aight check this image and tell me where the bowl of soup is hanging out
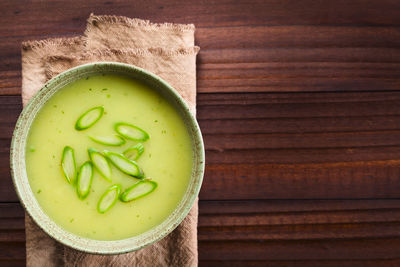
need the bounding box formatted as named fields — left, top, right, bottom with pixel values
left=10, top=62, right=204, bottom=254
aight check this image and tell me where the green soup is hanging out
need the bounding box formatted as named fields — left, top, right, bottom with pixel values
left=25, top=74, right=193, bottom=240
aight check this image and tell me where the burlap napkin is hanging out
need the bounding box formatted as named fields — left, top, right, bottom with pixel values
left=21, top=14, right=199, bottom=267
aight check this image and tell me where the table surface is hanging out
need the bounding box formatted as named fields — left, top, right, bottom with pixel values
left=2, top=1, right=400, bottom=266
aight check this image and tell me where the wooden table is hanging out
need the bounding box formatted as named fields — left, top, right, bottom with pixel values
left=2, top=1, right=400, bottom=266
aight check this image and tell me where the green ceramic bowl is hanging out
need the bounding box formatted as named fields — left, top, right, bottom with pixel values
left=10, top=62, right=205, bottom=254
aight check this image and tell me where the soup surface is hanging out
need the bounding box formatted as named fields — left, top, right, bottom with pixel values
left=25, top=74, right=193, bottom=240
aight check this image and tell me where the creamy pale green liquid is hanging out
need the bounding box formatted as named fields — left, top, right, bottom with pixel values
left=26, top=74, right=193, bottom=240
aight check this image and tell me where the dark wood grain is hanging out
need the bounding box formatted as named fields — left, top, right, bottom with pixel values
left=2, top=0, right=400, bottom=265
left=1, top=2, right=400, bottom=95
left=199, top=260, right=400, bottom=267
left=4, top=50, right=400, bottom=94
left=4, top=200, right=400, bottom=265
left=198, top=239, right=400, bottom=262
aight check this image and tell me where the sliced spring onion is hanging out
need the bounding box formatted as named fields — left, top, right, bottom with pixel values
left=114, top=122, right=149, bottom=141
left=97, top=184, right=121, bottom=214
left=76, top=161, right=94, bottom=199
left=89, top=134, right=126, bottom=146
left=103, top=150, right=144, bottom=178
left=61, top=146, right=76, bottom=184
left=75, top=106, right=104, bottom=130
left=123, top=143, right=144, bottom=161
left=88, top=148, right=112, bottom=182
left=120, top=180, right=158, bottom=202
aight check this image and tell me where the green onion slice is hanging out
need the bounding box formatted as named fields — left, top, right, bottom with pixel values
left=76, top=161, right=94, bottom=199
left=123, top=143, right=144, bottom=161
left=120, top=180, right=158, bottom=202
left=97, top=184, right=121, bottom=214
left=89, top=134, right=125, bottom=146
left=103, top=150, right=144, bottom=178
left=75, top=106, right=104, bottom=130
left=88, top=148, right=112, bottom=182
left=114, top=122, right=149, bottom=141
left=61, top=146, right=77, bottom=184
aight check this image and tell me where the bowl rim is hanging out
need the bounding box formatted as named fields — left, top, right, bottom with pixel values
left=10, top=62, right=205, bottom=254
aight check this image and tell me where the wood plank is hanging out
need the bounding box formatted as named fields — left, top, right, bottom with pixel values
left=198, top=62, right=400, bottom=80
left=199, top=47, right=400, bottom=64
left=4, top=200, right=400, bottom=263
left=199, top=222, right=400, bottom=241
left=2, top=10, right=400, bottom=94
left=199, top=259, right=400, bottom=267
left=4, top=26, right=400, bottom=52
left=1, top=1, right=400, bottom=95
left=3, top=47, right=400, bottom=94
left=200, top=116, right=400, bottom=135
left=4, top=200, right=400, bottom=239
left=205, top=131, right=400, bottom=150
left=6, top=237, right=400, bottom=263
left=0, top=70, right=20, bottom=95
left=198, top=77, right=400, bottom=93
left=199, top=199, right=400, bottom=240
left=4, top=47, right=400, bottom=72
left=0, top=261, right=24, bottom=267
left=201, top=161, right=400, bottom=199
left=205, top=146, right=400, bottom=165
left=199, top=47, right=400, bottom=93
left=198, top=91, right=400, bottom=104
left=197, top=26, right=400, bottom=49
left=0, top=203, right=24, bottom=217
left=199, top=199, right=400, bottom=214
left=2, top=0, right=400, bottom=32
left=3, top=27, right=400, bottom=60
left=198, top=239, right=400, bottom=261
left=0, top=96, right=21, bottom=138
left=197, top=97, right=400, bottom=120
left=197, top=61, right=400, bottom=93
left=0, top=231, right=25, bottom=242
left=0, top=242, right=25, bottom=261
left=0, top=0, right=268, bottom=32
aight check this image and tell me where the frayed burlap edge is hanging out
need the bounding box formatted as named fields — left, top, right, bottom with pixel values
left=85, top=13, right=195, bottom=34
left=22, top=36, right=85, bottom=52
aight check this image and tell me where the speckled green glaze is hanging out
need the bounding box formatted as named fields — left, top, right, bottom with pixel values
left=10, top=62, right=205, bottom=254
